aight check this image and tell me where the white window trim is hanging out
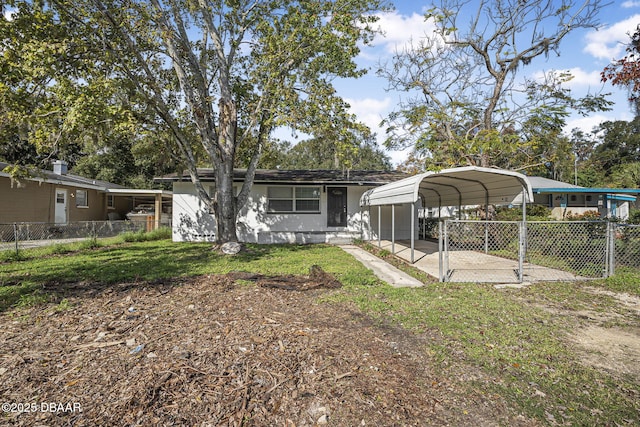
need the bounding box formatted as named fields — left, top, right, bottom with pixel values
left=76, top=190, right=89, bottom=208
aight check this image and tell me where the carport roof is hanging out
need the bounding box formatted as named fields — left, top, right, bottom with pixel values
left=359, top=166, right=533, bottom=207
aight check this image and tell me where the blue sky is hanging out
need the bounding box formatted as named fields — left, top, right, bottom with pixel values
left=333, top=0, right=640, bottom=165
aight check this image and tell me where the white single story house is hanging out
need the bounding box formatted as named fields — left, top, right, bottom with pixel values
left=158, top=166, right=539, bottom=246
left=156, top=169, right=408, bottom=244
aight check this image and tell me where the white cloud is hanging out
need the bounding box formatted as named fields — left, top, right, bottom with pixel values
left=345, top=96, right=391, bottom=131
left=548, top=67, right=604, bottom=90
left=370, top=11, right=435, bottom=54
left=529, top=68, right=603, bottom=91
left=3, top=8, right=16, bottom=21
left=622, top=1, right=640, bottom=8
left=565, top=110, right=635, bottom=135
left=565, top=114, right=610, bottom=134
left=345, top=96, right=412, bottom=165
left=584, top=14, right=640, bottom=60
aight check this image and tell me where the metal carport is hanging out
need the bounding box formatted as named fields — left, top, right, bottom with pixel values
left=359, top=166, right=533, bottom=279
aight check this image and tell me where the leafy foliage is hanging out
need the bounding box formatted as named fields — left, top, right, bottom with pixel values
left=277, top=136, right=391, bottom=170
left=602, top=24, right=640, bottom=113
left=379, top=0, right=611, bottom=171
left=3, top=0, right=389, bottom=242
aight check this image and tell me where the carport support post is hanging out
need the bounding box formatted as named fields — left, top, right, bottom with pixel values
left=391, top=204, right=395, bottom=255
left=484, top=193, right=489, bottom=254
left=367, top=206, right=371, bottom=241
left=518, top=188, right=527, bottom=283
left=411, top=202, right=415, bottom=263
left=438, top=220, right=444, bottom=282
left=377, top=206, right=381, bottom=248
left=154, top=193, right=162, bottom=230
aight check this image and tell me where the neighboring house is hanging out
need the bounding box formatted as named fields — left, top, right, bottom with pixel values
left=526, top=176, right=639, bottom=220
left=0, top=160, right=172, bottom=226
left=156, top=169, right=408, bottom=243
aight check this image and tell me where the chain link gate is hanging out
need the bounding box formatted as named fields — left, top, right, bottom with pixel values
left=442, top=220, right=615, bottom=283
left=443, top=220, right=523, bottom=283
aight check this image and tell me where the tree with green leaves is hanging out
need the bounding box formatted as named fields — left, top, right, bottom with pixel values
left=3, top=0, right=387, bottom=243
left=589, top=118, right=640, bottom=186
left=0, top=2, right=96, bottom=168
left=279, top=135, right=391, bottom=170
left=379, top=0, right=610, bottom=170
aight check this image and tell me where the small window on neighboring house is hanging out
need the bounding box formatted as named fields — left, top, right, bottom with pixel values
left=107, top=194, right=115, bottom=209
left=76, top=190, right=88, bottom=207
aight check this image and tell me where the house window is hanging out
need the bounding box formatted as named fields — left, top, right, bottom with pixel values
left=107, top=194, right=115, bottom=209
left=267, top=186, right=320, bottom=213
left=76, top=190, right=88, bottom=207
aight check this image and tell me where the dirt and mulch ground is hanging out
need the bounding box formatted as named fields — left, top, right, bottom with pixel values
left=0, top=269, right=541, bottom=427
left=532, top=286, right=640, bottom=381
left=2, top=269, right=639, bottom=426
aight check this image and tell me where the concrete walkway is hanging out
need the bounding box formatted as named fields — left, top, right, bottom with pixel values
left=375, top=239, right=585, bottom=284
left=346, top=240, right=585, bottom=286
left=339, top=245, right=424, bottom=288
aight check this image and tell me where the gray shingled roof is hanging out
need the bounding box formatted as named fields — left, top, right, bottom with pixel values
left=0, top=161, right=124, bottom=190
left=155, top=168, right=408, bottom=185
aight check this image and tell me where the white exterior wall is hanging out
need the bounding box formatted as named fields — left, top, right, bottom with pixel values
left=365, top=204, right=417, bottom=241
left=172, top=182, right=386, bottom=243
left=172, top=182, right=217, bottom=242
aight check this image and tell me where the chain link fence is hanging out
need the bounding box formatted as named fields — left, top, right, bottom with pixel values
left=613, top=223, right=640, bottom=274
left=525, top=221, right=609, bottom=279
left=0, top=221, right=151, bottom=253
left=443, top=220, right=640, bottom=283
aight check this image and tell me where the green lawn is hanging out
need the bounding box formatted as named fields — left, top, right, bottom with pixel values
left=1, top=236, right=638, bottom=425
left=0, top=237, right=379, bottom=310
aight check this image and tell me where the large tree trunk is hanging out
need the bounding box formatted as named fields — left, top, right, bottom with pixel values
left=214, top=165, right=238, bottom=243
left=214, top=97, right=239, bottom=244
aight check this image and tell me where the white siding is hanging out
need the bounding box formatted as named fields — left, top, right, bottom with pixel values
left=172, top=182, right=217, bottom=242
left=365, top=204, right=417, bottom=241
left=172, top=182, right=400, bottom=243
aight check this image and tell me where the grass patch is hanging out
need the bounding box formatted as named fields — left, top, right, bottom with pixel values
left=327, top=281, right=639, bottom=425
left=596, top=270, right=640, bottom=297
left=0, top=240, right=379, bottom=310
left=120, top=226, right=172, bottom=242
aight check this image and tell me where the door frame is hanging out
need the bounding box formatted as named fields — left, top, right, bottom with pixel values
left=54, top=188, right=68, bottom=225
left=327, top=186, right=347, bottom=227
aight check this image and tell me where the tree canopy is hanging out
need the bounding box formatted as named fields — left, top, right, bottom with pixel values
left=379, top=0, right=611, bottom=172
left=2, top=0, right=388, bottom=242
left=602, top=24, right=640, bottom=114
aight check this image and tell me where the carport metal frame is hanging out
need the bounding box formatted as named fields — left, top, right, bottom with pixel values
left=360, top=167, right=533, bottom=282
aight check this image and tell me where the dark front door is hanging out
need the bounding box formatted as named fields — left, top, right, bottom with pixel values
left=327, top=187, right=347, bottom=227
